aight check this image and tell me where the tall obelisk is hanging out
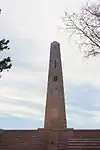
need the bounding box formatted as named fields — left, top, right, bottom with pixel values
left=44, top=41, right=67, bottom=129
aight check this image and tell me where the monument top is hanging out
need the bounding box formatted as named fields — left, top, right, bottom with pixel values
left=51, top=41, right=60, bottom=50
left=51, top=41, right=60, bottom=44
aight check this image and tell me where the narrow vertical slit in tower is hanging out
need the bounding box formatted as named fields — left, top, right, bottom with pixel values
left=53, top=76, right=58, bottom=82
left=54, top=60, right=57, bottom=68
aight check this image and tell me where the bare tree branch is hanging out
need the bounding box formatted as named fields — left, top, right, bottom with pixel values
left=63, top=2, right=100, bottom=57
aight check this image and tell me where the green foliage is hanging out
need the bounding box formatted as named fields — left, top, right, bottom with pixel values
left=0, top=39, right=12, bottom=73
left=0, top=9, right=12, bottom=76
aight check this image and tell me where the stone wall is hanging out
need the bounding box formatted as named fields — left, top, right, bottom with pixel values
left=1, top=129, right=100, bottom=150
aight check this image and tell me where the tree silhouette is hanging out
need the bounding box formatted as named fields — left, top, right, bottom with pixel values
left=0, top=10, right=12, bottom=76
left=63, top=2, right=100, bottom=57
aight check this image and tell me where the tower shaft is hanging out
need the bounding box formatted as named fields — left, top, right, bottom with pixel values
left=44, top=41, right=67, bottom=129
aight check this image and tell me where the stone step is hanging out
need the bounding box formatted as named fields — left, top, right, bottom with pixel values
left=56, top=138, right=100, bottom=150
left=68, top=138, right=100, bottom=140
left=68, top=145, right=100, bottom=148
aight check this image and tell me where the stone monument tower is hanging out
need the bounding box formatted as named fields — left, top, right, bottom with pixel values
left=44, top=41, right=67, bottom=129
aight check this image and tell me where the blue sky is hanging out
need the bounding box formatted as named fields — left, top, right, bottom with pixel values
left=0, top=0, right=100, bottom=129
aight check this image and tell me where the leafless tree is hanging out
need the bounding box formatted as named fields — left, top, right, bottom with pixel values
left=63, top=2, right=100, bottom=57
